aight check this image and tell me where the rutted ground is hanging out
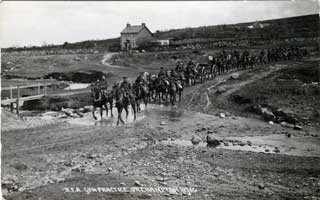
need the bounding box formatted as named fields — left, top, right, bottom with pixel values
left=2, top=57, right=320, bottom=200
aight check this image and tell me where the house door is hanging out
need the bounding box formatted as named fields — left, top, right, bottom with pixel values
left=125, top=40, right=131, bottom=51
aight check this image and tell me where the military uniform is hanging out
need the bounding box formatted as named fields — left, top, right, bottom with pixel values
left=120, top=78, right=132, bottom=99
left=158, top=68, right=166, bottom=79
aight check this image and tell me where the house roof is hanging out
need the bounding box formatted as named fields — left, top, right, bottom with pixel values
left=121, top=24, right=153, bottom=35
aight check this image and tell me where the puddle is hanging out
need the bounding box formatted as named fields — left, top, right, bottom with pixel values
left=225, top=135, right=320, bottom=157
left=144, top=104, right=184, bottom=122
left=67, top=106, right=146, bottom=127
left=64, top=83, right=90, bottom=90
left=158, top=135, right=320, bottom=157
left=66, top=104, right=184, bottom=127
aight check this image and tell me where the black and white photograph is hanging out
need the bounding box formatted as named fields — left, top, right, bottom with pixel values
left=1, top=0, right=319, bottom=199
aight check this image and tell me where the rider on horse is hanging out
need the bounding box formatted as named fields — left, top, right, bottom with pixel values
left=99, top=75, right=108, bottom=93
left=135, top=74, right=146, bottom=86
left=158, top=67, right=166, bottom=79
left=120, top=76, right=133, bottom=100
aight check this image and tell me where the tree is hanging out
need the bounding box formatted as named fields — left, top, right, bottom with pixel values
left=63, top=41, right=69, bottom=48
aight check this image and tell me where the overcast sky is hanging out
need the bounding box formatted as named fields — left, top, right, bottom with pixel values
left=0, top=1, right=318, bottom=48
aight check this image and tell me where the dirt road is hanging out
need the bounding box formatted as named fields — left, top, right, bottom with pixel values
left=2, top=59, right=320, bottom=200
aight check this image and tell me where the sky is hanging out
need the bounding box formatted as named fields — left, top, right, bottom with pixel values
left=0, top=1, right=318, bottom=48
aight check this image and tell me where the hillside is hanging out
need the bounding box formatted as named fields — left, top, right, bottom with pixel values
left=2, top=14, right=319, bottom=53
left=154, top=14, right=319, bottom=41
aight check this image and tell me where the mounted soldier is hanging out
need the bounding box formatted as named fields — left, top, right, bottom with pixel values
left=120, top=76, right=133, bottom=100
left=99, top=75, right=108, bottom=93
left=158, top=67, right=166, bottom=79
left=135, top=73, right=146, bottom=86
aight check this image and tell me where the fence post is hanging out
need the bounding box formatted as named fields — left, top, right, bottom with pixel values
left=16, top=85, right=20, bottom=116
left=10, top=85, right=13, bottom=99
left=10, top=103, right=14, bottom=112
left=38, top=83, right=41, bottom=95
left=17, top=85, right=20, bottom=99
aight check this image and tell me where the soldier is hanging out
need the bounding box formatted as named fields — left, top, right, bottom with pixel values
left=120, top=77, right=132, bottom=99
left=135, top=74, right=146, bottom=86
left=99, top=75, right=108, bottom=93
left=120, top=76, right=132, bottom=91
left=158, top=67, right=166, bottom=79
left=170, top=69, right=179, bottom=81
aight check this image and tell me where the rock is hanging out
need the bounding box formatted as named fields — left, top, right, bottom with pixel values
left=284, top=114, right=299, bottom=124
left=258, top=183, right=265, bottom=190
left=160, top=121, right=167, bottom=126
left=78, top=108, right=85, bottom=113
left=294, top=125, right=303, bottom=130
left=107, top=167, right=113, bottom=172
left=63, top=160, right=74, bottom=167
left=191, top=136, right=202, bottom=145
left=239, top=142, right=246, bottom=146
left=120, top=182, right=125, bottom=186
left=134, top=180, right=142, bottom=187
left=274, top=148, right=280, bottom=153
left=83, top=106, right=93, bottom=112
left=200, top=127, right=207, bottom=131
left=230, top=73, right=240, bottom=79
left=2, top=177, right=20, bottom=193
left=206, top=134, right=220, bottom=146
left=261, top=108, right=276, bottom=122
left=219, top=113, right=226, bottom=118
left=61, top=108, right=78, bottom=118
left=217, top=87, right=227, bottom=93
left=269, top=121, right=274, bottom=125
left=247, top=141, right=252, bottom=146
left=251, top=104, right=262, bottom=115
left=74, top=111, right=84, bottom=118
left=280, top=122, right=294, bottom=128
left=87, top=153, right=97, bottom=159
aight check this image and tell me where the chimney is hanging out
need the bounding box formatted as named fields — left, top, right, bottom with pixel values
left=126, top=23, right=130, bottom=27
left=142, top=23, right=146, bottom=27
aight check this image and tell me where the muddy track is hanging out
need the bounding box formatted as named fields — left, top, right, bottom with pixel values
left=2, top=59, right=320, bottom=200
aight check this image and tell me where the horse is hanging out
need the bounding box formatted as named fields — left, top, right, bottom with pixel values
left=155, top=77, right=169, bottom=104
left=133, top=82, right=149, bottom=112
left=148, top=75, right=157, bottom=102
left=168, top=79, right=177, bottom=105
left=113, top=86, right=137, bottom=125
left=175, top=79, right=183, bottom=102
left=185, top=65, right=196, bottom=86
left=91, top=84, right=113, bottom=120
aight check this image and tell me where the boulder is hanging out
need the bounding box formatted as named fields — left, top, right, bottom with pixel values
left=261, top=108, right=276, bottom=122
left=250, top=104, right=263, bottom=115
left=258, top=183, right=265, bottom=190
left=191, top=136, right=202, bottom=145
left=217, top=87, right=227, bottom=93
left=280, top=122, right=294, bottom=128
left=230, top=73, right=240, bottom=80
left=294, top=125, right=303, bottom=130
left=219, top=113, right=226, bottom=118
left=160, top=121, right=167, bottom=126
left=134, top=180, right=143, bottom=187
left=61, top=108, right=78, bottom=118
left=206, top=134, right=220, bottom=146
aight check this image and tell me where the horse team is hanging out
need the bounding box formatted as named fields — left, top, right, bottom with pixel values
left=91, top=46, right=307, bottom=125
